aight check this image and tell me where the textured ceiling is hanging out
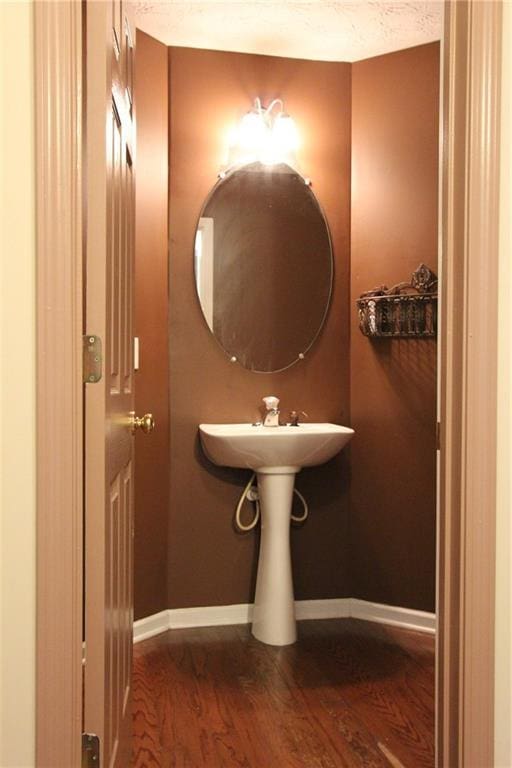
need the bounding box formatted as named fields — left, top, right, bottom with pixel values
left=134, top=1, right=443, bottom=63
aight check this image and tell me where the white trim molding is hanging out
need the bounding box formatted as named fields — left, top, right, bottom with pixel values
left=133, top=598, right=436, bottom=644
left=133, top=610, right=173, bottom=643
left=295, top=598, right=350, bottom=621
left=350, top=599, right=436, bottom=634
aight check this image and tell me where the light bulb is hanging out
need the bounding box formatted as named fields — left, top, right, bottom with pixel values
left=271, top=113, right=299, bottom=155
left=238, top=109, right=268, bottom=154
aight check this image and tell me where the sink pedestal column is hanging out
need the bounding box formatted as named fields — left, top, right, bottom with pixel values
left=252, top=467, right=298, bottom=646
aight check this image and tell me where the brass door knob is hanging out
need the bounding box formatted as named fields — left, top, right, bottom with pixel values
left=130, top=412, right=155, bottom=434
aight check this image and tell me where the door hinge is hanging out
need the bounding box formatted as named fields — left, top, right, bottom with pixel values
left=82, top=733, right=100, bottom=767
left=436, top=421, right=441, bottom=451
left=83, top=335, right=102, bottom=383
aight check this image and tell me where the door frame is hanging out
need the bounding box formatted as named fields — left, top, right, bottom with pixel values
left=35, top=1, right=83, bottom=765
left=437, top=4, right=501, bottom=765
left=34, top=1, right=502, bottom=765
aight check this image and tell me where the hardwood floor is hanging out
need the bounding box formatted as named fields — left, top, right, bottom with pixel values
left=131, top=619, right=434, bottom=768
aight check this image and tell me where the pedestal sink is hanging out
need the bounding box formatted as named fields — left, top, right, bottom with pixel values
left=198, top=422, right=354, bottom=646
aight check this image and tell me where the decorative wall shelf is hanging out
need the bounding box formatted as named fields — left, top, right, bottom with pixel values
left=357, top=264, right=438, bottom=338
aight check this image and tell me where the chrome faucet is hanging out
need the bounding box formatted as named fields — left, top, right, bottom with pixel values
left=262, top=396, right=280, bottom=427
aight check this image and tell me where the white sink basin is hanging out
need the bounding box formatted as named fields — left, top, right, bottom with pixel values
left=198, top=421, right=354, bottom=647
left=199, top=422, right=354, bottom=472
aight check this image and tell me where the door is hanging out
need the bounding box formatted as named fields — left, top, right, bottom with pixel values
left=84, top=2, right=137, bottom=766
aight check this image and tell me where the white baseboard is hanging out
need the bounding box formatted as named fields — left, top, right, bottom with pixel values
left=134, top=597, right=435, bottom=643
left=169, top=602, right=253, bottom=629
left=349, top=598, right=436, bottom=634
left=133, top=610, right=170, bottom=643
left=295, top=598, right=351, bottom=620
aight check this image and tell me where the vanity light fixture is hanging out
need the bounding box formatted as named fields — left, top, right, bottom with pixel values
left=233, top=97, right=299, bottom=167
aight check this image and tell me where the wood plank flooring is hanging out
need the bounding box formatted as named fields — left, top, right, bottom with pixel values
left=131, top=619, right=434, bottom=768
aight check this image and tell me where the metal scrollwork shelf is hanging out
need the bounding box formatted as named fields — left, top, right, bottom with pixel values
left=357, top=264, right=438, bottom=339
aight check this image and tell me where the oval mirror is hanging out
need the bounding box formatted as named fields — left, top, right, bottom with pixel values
left=194, top=161, right=333, bottom=372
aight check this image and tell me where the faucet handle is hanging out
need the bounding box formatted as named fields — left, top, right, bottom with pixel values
left=289, top=410, right=308, bottom=426
left=262, top=396, right=280, bottom=411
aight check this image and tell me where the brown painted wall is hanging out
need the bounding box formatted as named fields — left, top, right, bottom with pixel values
left=350, top=43, right=439, bottom=612
left=168, top=47, right=352, bottom=608
left=133, top=40, right=439, bottom=618
left=134, top=31, right=170, bottom=620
